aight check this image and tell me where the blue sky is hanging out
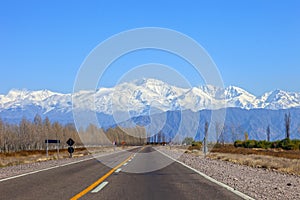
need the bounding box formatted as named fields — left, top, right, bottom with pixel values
left=0, top=0, right=299, bottom=96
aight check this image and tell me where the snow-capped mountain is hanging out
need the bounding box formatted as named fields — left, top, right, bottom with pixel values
left=1, top=79, right=300, bottom=140
left=0, top=89, right=72, bottom=113
left=1, top=79, right=300, bottom=116
left=256, top=89, right=300, bottom=109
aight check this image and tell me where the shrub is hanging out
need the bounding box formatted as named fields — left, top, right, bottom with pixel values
left=182, top=137, right=194, bottom=145
left=191, top=141, right=202, bottom=147
left=278, top=139, right=300, bottom=150
left=291, top=139, right=300, bottom=150
left=256, top=140, right=272, bottom=149
left=234, top=140, right=243, bottom=147
left=271, top=141, right=280, bottom=148
left=243, top=140, right=257, bottom=148
left=187, top=141, right=202, bottom=150
left=234, top=139, right=300, bottom=150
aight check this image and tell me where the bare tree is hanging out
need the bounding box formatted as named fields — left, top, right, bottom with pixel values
left=244, top=132, right=249, bottom=141
left=267, top=125, right=271, bottom=142
left=33, top=114, right=43, bottom=149
left=204, top=121, right=209, bottom=140
left=43, top=117, right=51, bottom=140
left=0, top=115, right=152, bottom=153
left=230, top=124, right=236, bottom=143
left=215, top=122, right=221, bottom=144
left=0, top=118, right=4, bottom=152
left=203, top=121, right=209, bottom=155
left=285, top=113, right=291, bottom=139
left=219, top=124, right=226, bottom=145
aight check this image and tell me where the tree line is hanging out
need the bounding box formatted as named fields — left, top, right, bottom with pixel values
left=0, top=114, right=81, bottom=153
left=233, top=112, right=300, bottom=150
left=0, top=114, right=146, bottom=153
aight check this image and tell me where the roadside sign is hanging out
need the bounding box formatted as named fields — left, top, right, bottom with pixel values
left=66, top=138, right=75, bottom=146
left=45, top=139, right=60, bottom=143
left=67, top=138, right=75, bottom=158
left=68, top=146, right=74, bottom=154
left=68, top=146, right=74, bottom=158
left=45, top=139, right=60, bottom=157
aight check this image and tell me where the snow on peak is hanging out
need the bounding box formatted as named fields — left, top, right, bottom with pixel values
left=0, top=79, right=299, bottom=114
left=257, top=89, right=300, bottom=109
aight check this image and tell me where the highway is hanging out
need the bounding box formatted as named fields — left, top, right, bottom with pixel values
left=0, top=146, right=246, bottom=200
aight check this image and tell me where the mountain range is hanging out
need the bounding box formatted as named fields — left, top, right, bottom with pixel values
left=1, top=78, right=300, bottom=113
left=1, top=78, right=300, bottom=141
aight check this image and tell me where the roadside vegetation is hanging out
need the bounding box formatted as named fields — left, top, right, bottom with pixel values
left=211, top=144, right=300, bottom=159
left=177, top=143, right=300, bottom=175
left=181, top=137, right=202, bottom=150
left=209, top=142, right=300, bottom=175
left=234, top=139, right=300, bottom=150
left=208, top=152, right=300, bottom=175
left=0, top=146, right=127, bottom=168
left=180, top=112, right=300, bottom=175
left=0, top=114, right=146, bottom=154
left=0, top=147, right=88, bottom=167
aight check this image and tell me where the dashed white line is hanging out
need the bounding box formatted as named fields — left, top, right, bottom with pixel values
left=123, top=162, right=128, bottom=166
left=115, top=168, right=122, bottom=173
left=91, top=181, right=109, bottom=193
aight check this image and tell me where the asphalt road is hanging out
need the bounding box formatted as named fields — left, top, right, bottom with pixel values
left=0, top=146, right=244, bottom=200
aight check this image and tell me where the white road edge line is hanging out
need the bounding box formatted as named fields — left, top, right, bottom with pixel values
left=0, top=147, right=136, bottom=183
left=115, top=168, right=122, bottom=173
left=91, top=181, right=109, bottom=193
left=155, top=148, right=255, bottom=200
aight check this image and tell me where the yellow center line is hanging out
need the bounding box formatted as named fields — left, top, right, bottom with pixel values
left=70, top=154, right=132, bottom=200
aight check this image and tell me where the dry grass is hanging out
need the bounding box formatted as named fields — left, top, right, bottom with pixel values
left=179, top=144, right=300, bottom=175
left=211, top=144, right=300, bottom=159
left=0, top=147, right=111, bottom=167
left=205, top=144, right=300, bottom=175
left=207, top=152, right=300, bottom=175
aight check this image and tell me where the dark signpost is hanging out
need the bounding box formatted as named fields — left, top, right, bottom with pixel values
left=68, top=146, right=74, bottom=154
left=67, top=138, right=75, bottom=158
left=45, top=139, right=60, bottom=144
left=66, top=138, right=75, bottom=146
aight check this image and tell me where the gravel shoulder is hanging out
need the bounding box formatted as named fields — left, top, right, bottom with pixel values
left=156, top=146, right=300, bottom=200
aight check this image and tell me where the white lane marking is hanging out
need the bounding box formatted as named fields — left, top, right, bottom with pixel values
left=123, top=162, right=128, bottom=166
left=155, top=148, right=255, bottom=200
left=115, top=168, right=122, bottom=173
left=91, top=181, right=109, bottom=193
left=0, top=148, right=136, bottom=183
